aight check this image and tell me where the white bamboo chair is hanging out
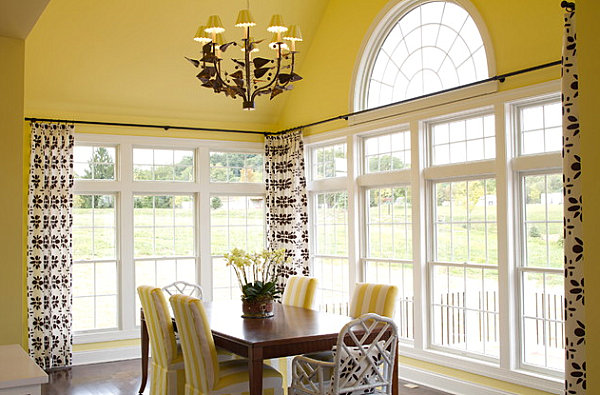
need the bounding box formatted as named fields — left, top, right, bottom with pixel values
left=291, top=313, right=398, bottom=395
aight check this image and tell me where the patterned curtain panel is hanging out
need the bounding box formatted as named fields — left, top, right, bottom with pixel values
left=27, top=123, right=75, bottom=369
left=265, top=130, right=309, bottom=291
left=562, top=9, right=586, bottom=394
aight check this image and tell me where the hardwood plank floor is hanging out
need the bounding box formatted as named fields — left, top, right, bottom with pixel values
left=42, top=358, right=450, bottom=394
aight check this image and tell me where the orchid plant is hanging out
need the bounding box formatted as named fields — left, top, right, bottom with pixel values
left=224, top=248, right=289, bottom=302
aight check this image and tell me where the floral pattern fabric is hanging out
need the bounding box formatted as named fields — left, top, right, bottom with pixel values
left=27, top=123, right=74, bottom=369
left=562, top=10, right=586, bottom=394
left=264, top=130, right=309, bottom=291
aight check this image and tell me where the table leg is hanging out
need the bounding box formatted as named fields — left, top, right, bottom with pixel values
left=248, top=347, right=263, bottom=395
left=139, top=309, right=149, bottom=394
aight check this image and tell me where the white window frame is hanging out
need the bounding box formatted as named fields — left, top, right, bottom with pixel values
left=303, top=80, right=563, bottom=394
left=73, top=133, right=264, bottom=344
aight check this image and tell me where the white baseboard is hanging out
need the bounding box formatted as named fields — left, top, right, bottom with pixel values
left=72, top=346, right=141, bottom=366
left=399, top=364, right=515, bottom=395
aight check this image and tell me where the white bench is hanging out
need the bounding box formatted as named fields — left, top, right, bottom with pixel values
left=0, top=345, right=48, bottom=395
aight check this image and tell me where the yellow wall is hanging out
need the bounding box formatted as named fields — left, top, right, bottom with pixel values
left=0, top=35, right=25, bottom=346
left=578, top=2, right=599, bottom=392
left=277, top=0, right=563, bottom=133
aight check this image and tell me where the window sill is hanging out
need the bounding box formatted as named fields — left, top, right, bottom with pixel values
left=399, top=346, right=563, bottom=394
left=73, top=329, right=140, bottom=345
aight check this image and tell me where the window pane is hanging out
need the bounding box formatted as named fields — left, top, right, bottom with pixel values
left=209, top=152, right=263, bottom=183
left=133, top=148, right=194, bottom=182
left=364, top=131, right=411, bottom=174
left=366, top=1, right=488, bottom=108
left=210, top=195, right=265, bottom=300
left=523, top=174, right=563, bottom=269
left=431, top=114, right=495, bottom=165
left=311, top=144, right=347, bottom=180
left=434, top=179, right=497, bottom=264
left=519, top=100, right=562, bottom=155
left=431, top=264, right=499, bottom=358
left=74, top=145, right=116, bottom=180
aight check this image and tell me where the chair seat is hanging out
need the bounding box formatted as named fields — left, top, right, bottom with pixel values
left=212, top=359, right=283, bottom=393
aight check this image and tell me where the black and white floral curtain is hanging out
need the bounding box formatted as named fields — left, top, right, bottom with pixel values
left=264, top=130, right=309, bottom=290
left=27, top=123, right=74, bottom=369
left=562, top=7, right=586, bottom=394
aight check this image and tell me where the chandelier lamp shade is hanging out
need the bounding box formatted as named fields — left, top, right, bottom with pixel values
left=186, top=7, right=303, bottom=110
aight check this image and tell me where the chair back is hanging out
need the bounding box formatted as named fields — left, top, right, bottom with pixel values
left=331, top=313, right=398, bottom=395
left=137, top=286, right=178, bottom=367
left=282, top=276, right=318, bottom=309
left=169, top=294, right=219, bottom=394
left=349, top=283, right=398, bottom=319
left=162, top=281, right=203, bottom=299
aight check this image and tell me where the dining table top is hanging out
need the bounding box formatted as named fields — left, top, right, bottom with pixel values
left=202, top=300, right=354, bottom=347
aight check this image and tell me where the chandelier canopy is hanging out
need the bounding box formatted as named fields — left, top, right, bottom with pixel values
left=186, top=6, right=303, bottom=110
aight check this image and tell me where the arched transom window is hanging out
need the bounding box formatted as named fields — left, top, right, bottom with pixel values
left=364, top=1, right=490, bottom=109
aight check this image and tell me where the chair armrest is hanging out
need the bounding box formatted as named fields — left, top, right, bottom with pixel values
left=291, top=355, right=335, bottom=395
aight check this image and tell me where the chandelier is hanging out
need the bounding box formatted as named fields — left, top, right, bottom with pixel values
left=186, top=5, right=303, bottom=110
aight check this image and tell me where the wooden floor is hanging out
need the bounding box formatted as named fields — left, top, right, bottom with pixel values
left=42, top=358, right=449, bottom=395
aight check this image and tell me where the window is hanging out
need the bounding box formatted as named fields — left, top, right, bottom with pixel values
left=211, top=195, right=265, bottom=300
left=209, top=152, right=264, bottom=183
left=364, top=1, right=489, bottom=109
left=518, top=100, right=562, bottom=155
left=519, top=174, right=564, bottom=371
left=364, top=186, right=413, bottom=339
left=74, top=145, right=116, bottom=180
left=72, top=135, right=265, bottom=343
left=431, top=179, right=498, bottom=358
left=430, top=114, right=495, bottom=165
left=72, top=194, right=118, bottom=332
left=133, top=148, right=194, bottom=181
left=311, top=143, right=347, bottom=179
left=364, top=131, right=411, bottom=173
left=313, top=192, right=349, bottom=312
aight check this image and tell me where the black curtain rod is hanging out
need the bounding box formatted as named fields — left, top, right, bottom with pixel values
left=24, top=59, right=562, bottom=137
left=272, top=59, right=562, bottom=135
left=23, top=117, right=265, bottom=135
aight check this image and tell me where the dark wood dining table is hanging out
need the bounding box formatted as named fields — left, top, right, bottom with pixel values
left=139, top=300, right=399, bottom=395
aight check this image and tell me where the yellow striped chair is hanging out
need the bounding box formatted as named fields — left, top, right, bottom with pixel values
left=137, top=285, right=185, bottom=395
left=304, top=283, right=399, bottom=365
left=268, top=276, right=319, bottom=390
left=349, top=282, right=399, bottom=319
left=169, top=294, right=284, bottom=395
left=281, top=276, right=318, bottom=309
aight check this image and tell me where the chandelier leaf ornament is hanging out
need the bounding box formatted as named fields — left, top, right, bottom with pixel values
left=187, top=2, right=303, bottom=110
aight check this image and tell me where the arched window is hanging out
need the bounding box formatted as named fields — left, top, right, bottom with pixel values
left=358, top=1, right=492, bottom=110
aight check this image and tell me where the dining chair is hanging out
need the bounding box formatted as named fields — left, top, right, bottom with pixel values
left=162, top=281, right=203, bottom=299
left=169, top=294, right=285, bottom=395
left=304, top=283, right=398, bottom=364
left=291, top=313, right=398, bottom=395
left=268, top=276, right=319, bottom=388
left=137, top=285, right=185, bottom=395
left=281, top=276, right=319, bottom=309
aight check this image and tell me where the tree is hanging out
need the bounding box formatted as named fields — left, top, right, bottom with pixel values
left=211, top=196, right=223, bottom=210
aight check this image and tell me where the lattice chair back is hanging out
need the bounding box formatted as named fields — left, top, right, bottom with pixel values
left=162, top=281, right=203, bottom=299
left=291, top=313, right=398, bottom=395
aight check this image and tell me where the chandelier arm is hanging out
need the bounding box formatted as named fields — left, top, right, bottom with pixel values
left=212, top=55, right=241, bottom=97
left=280, top=51, right=296, bottom=88
left=244, top=27, right=252, bottom=103
left=250, top=45, right=284, bottom=101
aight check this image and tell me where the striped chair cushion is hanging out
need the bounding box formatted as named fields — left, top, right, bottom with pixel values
left=282, top=276, right=318, bottom=309
left=349, top=283, right=398, bottom=319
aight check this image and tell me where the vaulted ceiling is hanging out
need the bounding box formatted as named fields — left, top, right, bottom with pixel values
left=24, top=0, right=330, bottom=131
